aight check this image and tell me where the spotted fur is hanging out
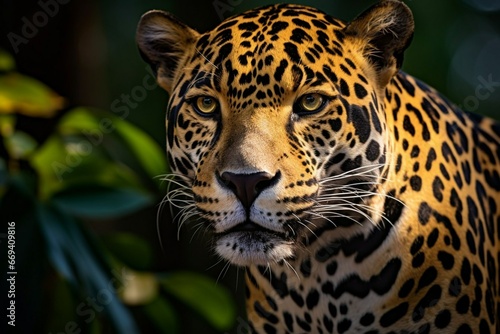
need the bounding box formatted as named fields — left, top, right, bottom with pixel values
left=137, top=1, right=500, bottom=333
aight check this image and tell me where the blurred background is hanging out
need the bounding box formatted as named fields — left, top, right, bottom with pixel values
left=0, top=0, right=499, bottom=333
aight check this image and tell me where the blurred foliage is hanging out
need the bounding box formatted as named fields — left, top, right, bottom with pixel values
left=0, top=52, right=235, bottom=333
left=0, top=73, right=64, bottom=117
left=0, top=50, right=63, bottom=116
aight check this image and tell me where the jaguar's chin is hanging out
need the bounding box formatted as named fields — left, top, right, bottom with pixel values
left=214, top=222, right=295, bottom=267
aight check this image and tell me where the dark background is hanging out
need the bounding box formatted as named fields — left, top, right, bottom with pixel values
left=1, top=0, right=499, bottom=333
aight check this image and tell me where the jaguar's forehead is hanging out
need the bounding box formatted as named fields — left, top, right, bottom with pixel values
left=198, top=4, right=345, bottom=61
left=183, top=4, right=348, bottom=106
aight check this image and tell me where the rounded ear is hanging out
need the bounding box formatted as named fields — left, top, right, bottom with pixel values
left=136, top=10, right=199, bottom=93
left=345, top=0, right=414, bottom=87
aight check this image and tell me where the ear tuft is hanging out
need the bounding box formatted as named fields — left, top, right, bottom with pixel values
left=345, top=0, right=414, bottom=86
left=136, top=10, right=199, bottom=93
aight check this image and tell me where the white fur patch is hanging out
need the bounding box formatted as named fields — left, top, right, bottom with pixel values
left=215, top=232, right=294, bottom=267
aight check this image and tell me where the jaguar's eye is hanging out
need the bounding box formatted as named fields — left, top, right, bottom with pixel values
left=295, top=93, right=326, bottom=114
left=193, top=96, right=218, bottom=115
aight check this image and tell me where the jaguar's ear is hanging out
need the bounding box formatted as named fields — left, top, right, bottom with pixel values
left=345, top=0, right=414, bottom=87
left=136, top=10, right=199, bottom=93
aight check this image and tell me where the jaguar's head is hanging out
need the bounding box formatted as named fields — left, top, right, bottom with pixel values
left=136, top=1, right=414, bottom=266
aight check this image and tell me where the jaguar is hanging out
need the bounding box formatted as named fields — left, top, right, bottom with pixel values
left=136, top=1, right=500, bottom=333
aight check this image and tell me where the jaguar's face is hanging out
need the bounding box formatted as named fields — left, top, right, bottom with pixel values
left=168, top=55, right=340, bottom=266
left=175, top=66, right=336, bottom=266
left=137, top=3, right=413, bottom=266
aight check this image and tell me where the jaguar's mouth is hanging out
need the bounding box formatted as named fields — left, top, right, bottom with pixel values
left=214, top=220, right=294, bottom=266
left=219, top=221, right=288, bottom=238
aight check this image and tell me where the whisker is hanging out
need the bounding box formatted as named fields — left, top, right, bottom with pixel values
left=291, top=212, right=319, bottom=239
left=207, top=256, right=227, bottom=272
left=282, top=259, right=300, bottom=280
left=216, top=260, right=232, bottom=284
left=234, top=266, right=240, bottom=291
left=187, top=218, right=207, bottom=242
left=155, top=173, right=201, bottom=243
left=320, top=163, right=384, bottom=184
left=315, top=205, right=377, bottom=226
left=304, top=210, right=338, bottom=228
left=317, top=200, right=382, bottom=217
left=309, top=209, right=363, bottom=226
left=195, top=48, right=219, bottom=70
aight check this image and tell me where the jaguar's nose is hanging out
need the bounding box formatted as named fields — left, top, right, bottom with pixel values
left=218, top=171, right=281, bottom=210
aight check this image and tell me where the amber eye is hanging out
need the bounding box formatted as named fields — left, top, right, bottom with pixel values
left=193, top=96, right=218, bottom=115
left=295, top=93, right=326, bottom=114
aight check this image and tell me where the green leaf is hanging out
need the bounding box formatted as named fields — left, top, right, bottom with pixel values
left=103, top=233, right=153, bottom=270
left=57, top=107, right=110, bottom=133
left=0, top=49, right=15, bottom=71
left=31, top=107, right=166, bottom=196
left=37, top=204, right=140, bottom=334
left=52, top=185, right=153, bottom=219
left=0, top=114, right=15, bottom=137
left=160, top=271, right=236, bottom=330
left=4, top=130, right=38, bottom=159
left=59, top=107, right=167, bottom=183
left=0, top=73, right=64, bottom=117
left=30, top=134, right=73, bottom=198
left=30, top=127, right=144, bottom=200
left=45, top=276, right=78, bottom=333
left=113, top=118, right=168, bottom=180
left=37, top=205, right=77, bottom=284
left=142, top=296, right=179, bottom=333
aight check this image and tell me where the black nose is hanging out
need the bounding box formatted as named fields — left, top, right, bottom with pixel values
left=219, top=171, right=280, bottom=209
